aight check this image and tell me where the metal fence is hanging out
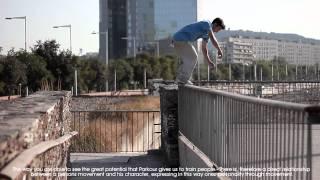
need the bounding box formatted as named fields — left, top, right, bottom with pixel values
left=199, top=80, right=320, bottom=104
left=179, top=85, right=320, bottom=180
left=70, top=110, right=161, bottom=153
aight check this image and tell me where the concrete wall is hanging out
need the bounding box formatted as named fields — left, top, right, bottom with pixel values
left=159, top=85, right=229, bottom=179
left=159, top=85, right=179, bottom=167
left=0, top=91, right=73, bottom=179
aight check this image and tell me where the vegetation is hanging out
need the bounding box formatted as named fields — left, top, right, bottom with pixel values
left=0, top=39, right=318, bottom=96
left=0, top=40, right=178, bottom=95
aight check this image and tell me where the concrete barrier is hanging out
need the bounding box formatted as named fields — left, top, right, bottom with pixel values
left=0, top=91, right=75, bottom=180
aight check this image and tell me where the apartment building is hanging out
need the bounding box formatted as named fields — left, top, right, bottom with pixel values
left=222, top=37, right=255, bottom=64
left=221, top=36, right=320, bottom=65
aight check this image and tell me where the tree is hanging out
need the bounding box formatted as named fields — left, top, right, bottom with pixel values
left=0, top=54, right=27, bottom=95
left=0, top=63, right=5, bottom=94
left=13, top=50, right=53, bottom=91
left=109, top=59, right=134, bottom=90
left=159, top=56, right=177, bottom=80
left=31, top=40, right=78, bottom=90
left=133, top=54, right=152, bottom=88
left=78, top=58, right=107, bottom=92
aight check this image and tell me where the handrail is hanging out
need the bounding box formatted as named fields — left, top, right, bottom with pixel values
left=184, top=85, right=320, bottom=112
left=178, top=85, right=320, bottom=179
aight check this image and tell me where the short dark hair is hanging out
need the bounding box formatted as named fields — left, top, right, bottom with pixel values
left=212, top=17, right=225, bottom=30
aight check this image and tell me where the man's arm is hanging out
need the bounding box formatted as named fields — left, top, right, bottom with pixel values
left=201, top=40, right=215, bottom=68
left=208, top=30, right=223, bottom=58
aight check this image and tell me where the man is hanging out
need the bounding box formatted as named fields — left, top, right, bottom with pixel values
left=172, top=17, right=225, bottom=85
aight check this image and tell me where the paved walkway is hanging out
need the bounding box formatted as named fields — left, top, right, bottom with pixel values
left=70, top=151, right=180, bottom=180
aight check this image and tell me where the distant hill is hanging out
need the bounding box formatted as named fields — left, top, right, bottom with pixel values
left=215, top=30, right=320, bottom=45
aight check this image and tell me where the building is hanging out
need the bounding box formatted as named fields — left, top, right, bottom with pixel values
left=278, top=40, right=319, bottom=65
left=154, top=0, right=207, bottom=40
left=223, top=36, right=278, bottom=61
left=222, top=37, right=254, bottom=64
left=126, top=0, right=154, bottom=57
left=99, top=0, right=210, bottom=60
left=220, top=36, right=320, bottom=65
left=154, top=0, right=208, bottom=56
left=99, top=0, right=127, bottom=62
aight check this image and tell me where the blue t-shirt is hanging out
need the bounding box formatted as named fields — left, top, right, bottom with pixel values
left=173, top=21, right=211, bottom=42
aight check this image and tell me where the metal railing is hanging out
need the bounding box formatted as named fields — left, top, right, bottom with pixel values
left=179, top=85, right=320, bottom=180
left=200, top=80, right=320, bottom=104
left=70, top=110, right=161, bottom=153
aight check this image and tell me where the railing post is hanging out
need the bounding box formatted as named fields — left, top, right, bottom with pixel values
left=159, top=84, right=179, bottom=167
left=306, top=106, right=320, bottom=180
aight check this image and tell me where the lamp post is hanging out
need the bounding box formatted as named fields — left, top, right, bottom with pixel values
left=19, top=83, right=22, bottom=96
left=5, top=16, right=27, bottom=51
left=242, top=63, right=248, bottom=80
left=53, top=24, right=72, bottom=53
left=285, top=64, right=288, bottom=80
left=296, top=64, right=298, bottom=80
left=271, top=62, right=274, bottom=81
left=92, top=31, right=109, bottom=91
left=53, top=24, right=74, bottom=94
left=229, top=63, right=232, bottom=81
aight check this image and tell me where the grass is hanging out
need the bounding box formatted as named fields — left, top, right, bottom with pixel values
left=113, top=96, right=160, bottom=110
left=70, top=96, right=161, bottom=153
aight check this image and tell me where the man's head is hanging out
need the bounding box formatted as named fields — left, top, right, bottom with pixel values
left=212, top=17, right=225, bottom=32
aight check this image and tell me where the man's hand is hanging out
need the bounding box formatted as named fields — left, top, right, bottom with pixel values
left=217, top=49, right=223, bottom=59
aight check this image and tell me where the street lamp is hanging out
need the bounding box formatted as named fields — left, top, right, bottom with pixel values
left=92, top=31, right=108, bottom=65
left=242, top=63, right=248, bottom=80
left=53, top=24, right=72, bottom=53
left=53, top=24, right=74, bottom=94
left=5, top=16, right=27, bottom=51
left=92, top=31, right=109, bottom=91
left=121, top=37, right=136, bottom=61
left=271, top=61, right=274, bottom=81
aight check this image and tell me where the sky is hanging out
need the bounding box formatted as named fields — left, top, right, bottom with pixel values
left=0, top=0, right=320, bottom=55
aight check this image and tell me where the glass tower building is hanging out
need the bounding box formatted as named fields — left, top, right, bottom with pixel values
left=99, top=0, right=209, bottom=59
left=154, top=0, right=207, bottom=40
left=99, top=0, right=127, bottom=61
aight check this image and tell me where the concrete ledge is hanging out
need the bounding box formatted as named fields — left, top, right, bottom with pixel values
left=0, top=91, right=72, bottom=177
left=159, top=85, right=179, bottom=167
left=179, top=132, right=230, bottom=180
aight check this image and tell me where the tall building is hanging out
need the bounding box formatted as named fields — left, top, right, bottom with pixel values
left=99, top=0, right=127, bottom=62
left=126, top=0, right=154, bottom=57
left=99, top=0, right=211, bottom=60
left=154, top=0, right=208, bottom=55
left=154, top=0, right=207, bottom=40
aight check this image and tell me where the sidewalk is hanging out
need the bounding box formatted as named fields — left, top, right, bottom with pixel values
left=70, top=151, right=180, bottom=180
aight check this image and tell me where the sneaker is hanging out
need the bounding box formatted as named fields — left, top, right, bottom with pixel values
left=175, top=79, right=186, bottom=85
left=186, top=80, right=194, bottom=85
left=175, top=79, right=194, bottom=86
